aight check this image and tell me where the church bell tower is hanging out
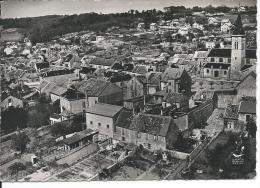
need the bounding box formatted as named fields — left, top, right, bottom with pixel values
left=231, top=14, right=246, bottom=73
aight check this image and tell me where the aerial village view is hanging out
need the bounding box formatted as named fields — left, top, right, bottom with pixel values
left=0, top=0, right=257, bottom=182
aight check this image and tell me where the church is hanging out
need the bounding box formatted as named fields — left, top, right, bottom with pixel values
left=202, top=14, right=256, bottom=80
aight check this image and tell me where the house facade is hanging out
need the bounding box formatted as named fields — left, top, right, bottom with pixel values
left=86, top=103, right=123, bottom=138
left=114, top=112, right=180, bottom=151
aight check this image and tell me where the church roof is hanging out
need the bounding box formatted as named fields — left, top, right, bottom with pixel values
left=232, top=14, right=245, bottom=35
left=208, top=49, right=231, bottom=58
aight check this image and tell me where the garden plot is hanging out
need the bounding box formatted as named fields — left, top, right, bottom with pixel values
left=51, top=153, right=115, bottom=181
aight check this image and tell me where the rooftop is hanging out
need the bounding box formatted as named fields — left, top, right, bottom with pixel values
left=85, top=103, right=123, bottom=117
left=238, top=100, right=256, bottom=114
left=129, top=113, right=176, bottom=137
left=208, top=48, right=232, bottom=58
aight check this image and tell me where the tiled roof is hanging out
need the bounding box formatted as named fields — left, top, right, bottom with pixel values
left=147, top=72, right=162, bottom=85
left=193, top=90, right=215, bottom=101
left=129, top=113, right=175, bottom=137
left=90, top=57, right=114, bottom=67
left=135, top=75, right=148, bottom=84
left=85, top=103, right=123, bottom=117
left=49, top=85, right=67, bottom=96
left=61, top=89, right=85, bottom=100
left=238, top=100, right=256, bottom=114
left=74, top=78, right=109, bottom=97
left=224, top=104, right=239, bottom=119
left=132, top=65, right=147, bottom=74
left=208, top=49, right=231, bottom=58
left=161, top=68, right=183, bottom=82
left=115, top=109, right=134, bottom=129
left=62, top=129, right=97, bottom=145
left=153, top=91, right=186, bottom=103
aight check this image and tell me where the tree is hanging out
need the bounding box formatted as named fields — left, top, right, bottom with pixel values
left=1, top=107, right=28, bottom=134
left=8, top=162, right=26, bottom=180
left=12, top=132, right=30, bottom=153
left=246, top=118, right=256, bottom=138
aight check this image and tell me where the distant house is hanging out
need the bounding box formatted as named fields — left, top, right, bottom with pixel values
left=60, top=89, right=87, bottom=120
left=89, top=57, right=115, bottom=70
left=74, top=78, right=123, bottom=107
left=160, top=68, right=192, bottom=97
left=238, top=98, right=256, bottom=124
left=150, top=90, right=189, bottom=110
left=223, top=104, right=241, bottom=132
left=208, top=17, right=220, bottom=26
left=192, top=90, right=218, bottom=109
left=192, top=22, right=204, bottom=30
left=178, top=27, right=189, bottom=36
left=0, top=96, right=23, bottom=110
left=114, top=112, right=180, bottom=151
left=137, top=23, right=145, bottom=31
left=86, top=103, right=123, bottom=138
left=49, top=85, right=67, bottom=102
left=62, top=54, right=81, bottom=70
left=235, top=71, right=256, bottom=102
left=146, top=72, right=162, bottom=94
left=19, top=73, right=40, bottom=88
left=221, top=19, right=232, bottom=33
left=34, top=62, right=50, bottom=72
left=150, top=23, right=158, bottom=31
left=125, top=75, right=147, bottom=99
left=193, top=51, right=209, bottom=62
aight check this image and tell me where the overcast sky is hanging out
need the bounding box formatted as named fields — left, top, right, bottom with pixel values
left=1, top=0, right=257, bottom=19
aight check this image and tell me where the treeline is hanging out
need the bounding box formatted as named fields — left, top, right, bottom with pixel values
left=0, top=5, right=256, bottom=44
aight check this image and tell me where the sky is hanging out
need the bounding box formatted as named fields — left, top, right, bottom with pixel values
left=0, top=0, right=257, bottom=19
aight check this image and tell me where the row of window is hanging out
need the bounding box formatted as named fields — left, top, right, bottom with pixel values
left=205, top=69, right=227, bottom=75
left=210, top=57, right=231, bottom=63
left=89, top=121, right=110, bottom=128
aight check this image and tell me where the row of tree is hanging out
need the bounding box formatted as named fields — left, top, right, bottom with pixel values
left=1, top=5, right=256, bottom=45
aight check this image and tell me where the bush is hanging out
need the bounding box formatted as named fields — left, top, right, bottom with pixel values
left=12, top=132, right=30, bottom=153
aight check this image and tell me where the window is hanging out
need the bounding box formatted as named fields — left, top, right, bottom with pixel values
left=122, top=129, right=125, bottom=135
left=148, top=143, right=151, bottom=149
left=235, top=57, right=237, bottom=60
left=246, top=115, right=251, bottom=122
left=219, top=58, right=223, bottom=62
left=211, top=58, right=214, bottom=62
left=8, top=98, right=12, bottom=103
left=98, top=123, right=101, bottom=126
left=146, top=133, right=148, bottom=140
left=228, top=58, right=231, bottom=63
left=82, top=102, right=86, bottom=108
left=154, top=136, right=158, bottom=141
left=90, top=121, right=93, bottom=125
left=206, top=69, right=209, bottom=73
left=168, top=82, right=171, bottom=86
left=107, top=124, right=109, bottom=129
left=234, top=42, right=238, bottom=49
left=95, top=100, right=97, bottom=104
left=122, top=137, right=125, bottom=141
left=224, top=70, right=227, bottom=75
